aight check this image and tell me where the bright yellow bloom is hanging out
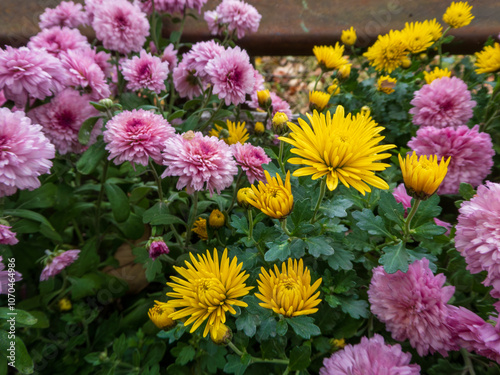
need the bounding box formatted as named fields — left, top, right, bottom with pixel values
left=247, top=170, right=293, bottom=219
left=401, top=56, right=412, bottom=69
left=377, top=75, right=397, bottom=94
left=475, top=43, right=500, bottom=74
left=398, top=152, right=451, bottom=200
left=337, top=63, right=351, bottom=80
left=237, top=187, right=254, bottom=209
left=272, top=111, right=289, bottom=135
left=309, top=91, right=331, bottom=112
left=424, top=67, right=452, bottom=84
left=192, top=217, right=208, bottom=240
left=254, top=121, right=265, bottom=134
left=255, top=258, right=322, bottom=317
left=424, top=19, right=443, bottom=41
left=313, top=43, right=348, bottom=71
left=341, top=27, right=357, bottom=46
left=58, top=298, right=72, bottom=311
left=279, top=106, right=395, bottom=194
left=257, top=89, right=272, bottom=109
left=209, top=209, right=225, bottom=228
left=360, top=106, right=371, bottom=117
left=401, top=21, right=434, bottom=54
left=166, top=248, right=253, bottom=337
left=148, top=301, right=176, bottom=329
left=209, top=120, right=249, bottom=145
left=363, top=30, right=408, bottom=73
left=327, top=78, right=340, bottom=95
left=443, top=1, right=474, bottom=28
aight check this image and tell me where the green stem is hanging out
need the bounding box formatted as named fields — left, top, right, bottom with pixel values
left=278, top=140, right=286, bottom=174
left=95, top=159, right=110, bottom=243
left=114, top=52, right=124, bottom=96
left=437, top=26, right=451, bottom=68
left=280, top=218, right=292, bottom=236
left=184, top=191, right=198, bottom=248
left=72, top=219, right=84, bottom=245
left=404, top=198, right=421, bottom=238
left=149, top=160, right=164, bottom=203
left=155, top=93, right=165, bottom=117
left=227, top=341, right=244, bottom=357
left=311, top=178, right=327, bottom=223
left=198, top=100, right=224, bottom=132
left=173, top=9, right=187, bottom=51
left=461, top=348, right=476, bottom=375
left=227, top=341, right=289, bottom=367
left=247, top=209, right=253, bottom=240
left=227, top=171, right=243, bottom=215
left=313, top=71, right=324, bottom=91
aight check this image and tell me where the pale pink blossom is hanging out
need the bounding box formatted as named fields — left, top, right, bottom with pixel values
left=206, top=0, right=261, bottom=39
left=0, top=225, right=18, bottom=245
left=28, top=26, right=90, bottom=57
left=39, top=1, right=88, bottom=29
left=161, top=44, right=178, bottom=73
left=172, top=61, right=202, bottom=99
left=230, top=143, right=270, bottom=183
left=121, top=50, right=169, bottom=93
left=40, top=250, right=80, bottom=281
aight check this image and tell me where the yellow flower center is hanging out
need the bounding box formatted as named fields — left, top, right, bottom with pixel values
left=196, top=278, right=226, bottom=307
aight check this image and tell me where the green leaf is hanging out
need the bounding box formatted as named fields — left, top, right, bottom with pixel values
left=256, top=317, right=277, bottom=341
left=413, top=221, right=446, bottom=240
left=411, top=194, right=441, bottom=228
left=149, top=214, right=186, bottom=226
left=224, top=354, right=250, bottom=375
left=67, top=237, right=99, bottom=277
left=276, top=319, right=288, bottom=336
left=286, top=316, right=321, bottom=339
left=235, top=311, right=258, bottom=337
left=167, top=110, right=186, bottom=122
left=116, top=212, right=145, bottom=240
left=338, top=296, right=369, bottom=319
left=230, top=214, right=248, bottom=235
left=169, top=31, right=181, bottom=43
left=104, top=183, right=130, bottom=223
left=68, top=275, right=98, bottom=300
left=0, top=330, right=34, bottom=374
left=352, top=209, right=391, bottom=237
left=17, top=183, right=56, bottom=209
left=459, top=182, right=476, bottom=201
left=143, top=202, right=169, bottom=224
left=321, top=196, right=353, bottom=218
left=291, top=198, right=314, bottom=226
left=379, top=241, right=410, bottom=273
left=327, top=248, right=354, bottom=270
left=78, top=116, right=101, bottom=145
left=289, top=345, right=311, bottom=371
left=76, top=140, right=107, bottom=175
left=145, top=258, right=163, bottom=282
left=0, top=308, right=37, bottom=326
left=378, top=191, right=405, bottom=225
left=120, top=92, right=148, bottom=110
left=306, top=236, right=334, bottom=257
left=3, top=209, right=59, bottom=242
left=265, top=239, right=291, bottom=262
left=174, top=344, right=196, bottom=366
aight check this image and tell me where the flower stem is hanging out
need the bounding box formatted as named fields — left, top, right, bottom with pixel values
left=247, top=209, right=254, bottom=240
left=174, top=9, right=187, bottom=51
left=313, top=71, right=324, bottom=91
left=277, top=140, right=286, bottom=175
left=227, top=341, right=244, bottom=357
left=461, top=348, right=476, bottom=375
left=150, top=1, right=160, bottom=53
left=280, top=218, right=292, bottom=236
left=437, top=26, right=451, bottom=68
left=184, top=191, right=198, bottom=248
left=95, top=159, right=110, bottom=244
left=149, top=160, right=164, bottom=203
left=154, top=93, right=165, bottom=117
left=227, top=340, right=289, bottom=367
left=198, top=100, right=224, bottom=132
left=311, top=178, right=327, bottom=223
left=227, top=172, right=243, bottom=215
left=404, top=198, right=421, bottom=238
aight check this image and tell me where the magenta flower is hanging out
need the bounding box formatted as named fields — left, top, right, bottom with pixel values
left=172, top=61, right=202, bottom=100
left=162, top=132, right=238, bottom=195
left=183, top=40, right=225, bottom=83
left=92, top=0, right=150, bottom=54
left=455, top=182, right=500, bottom=298
left=0, top=46, right=67, bottom=108
left=61, top=49, right=111, bottom=101
left=0, top=108, right=55, bottom=197
left=84, top=0, right=105, bottom=23
left=121, top=50, right=169, bottom=94
left=368, top=258, right=458, bottom=356
left=208, top=0, right=261, bottom=39
left=320, top=334, right=421, bottom=375
left=230, top=143, right=270, bottom=183
left=161, top=44, right=178, bottom=73
left=0, top=256, right=22, bottom=295
left=104, top=109, right=175, bottom=166
left=28, top=26, right=90, bottom=57
left=135, top=0, right=207, bottom=14
left=409, top=77, right=476, bottom=128
left=205, top=46, right=256, bottom=105
left=40, top=250, right=80, bottom=281
left=148, top=239, right=170, bottom=260
left=408, top=125, right=494, bottom=195
left=204, top=10, right=223, bottom=35
left=0, top=225, right=18, bottom=245
left=39, top=1, right=88, bottom=29
left=29, top=89, right=100, bottom=155
left=81, top=48, right=113, bottom=77
left=0, top=90, right=5, bottom=106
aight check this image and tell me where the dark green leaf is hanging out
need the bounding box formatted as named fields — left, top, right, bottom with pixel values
left=67, top=237, right=99, bottom=277
left=145, top=258, right=163, bottom=282
left=413, top=221, right=446, bottom=240
left=338, top=296, right=369, bottom=319
left=76, top=140, right=107, bottom=175
left=321, top=196, right=353, bottom=218
left=143, top=202, right=169, bottom=224
left=174, top=344, right=196, bottom=366
left=352, top=209, right=391, bottom=237
left=257, top=317, right=277, bottom=341
left=0, top=308, right=37, bottom=326
left=286, top=316, right=321, bottom=339
left=149, top=214, right=186, bottom=226
left=224, top=354, right=249, bottom=375
left=289, top=345, right=311, bottom=371
left=104, top=183, right=130, bottom=223
left=235, top=312, right=258, bottom=337
left=78, top=116, right=101, bottom=145
left=380, top=241, right=410, bottom=273
left=230, top=214, right=248, bottom=235
left=327, top=248, right=354, bottom=270
left=120, top=92, right=148, bottom=110
left=411, top=194, right=441, bottom=227
left=459, top=183, right=476, bottom=201
left=167, top=110, right=186, bottom=122
left=378, top=191, right=405, bottom=225
left=265, top=239, right=290, bottom=262
left=306, top=236, right=334, bottom=258
left=276, top=319, right=288, bottom=336
left=17, top=183, right=56, bottom=209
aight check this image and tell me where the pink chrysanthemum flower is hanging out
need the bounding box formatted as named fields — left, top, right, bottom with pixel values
left=28, top=26, right=90, bottom=57
left=40, top=250, right=80, bottom=281
left=29, top=89, right=100, bottom=155
left=230, top=143, right=271, bottom=184
left=0, top=225, right=18, bottom=245
left=214, top=0, right=261, bottom=39
left=320, top=334, right=421, bottom=375
left=183, top=40, right=225, bottom=83
left=84, top=0, right=105, bottom=23
left=368, top=258, right=458, bottom=356
left=172, top=61, right=202, bottom=99
left=408, top=125, right=494, bottom=195
left=205, top=46, right=256, bottom=105
left=447, top=305, right=500, bottom=362
left=81, top=48, right=113, bottom=77
left=104, top=109, right=175, bottom=166
left=148, top=238, right=170, bottom=260
left=0, top=90, right=5, bottom=106
left=0, top=108, right=55, bottom=197
left=0, top=256, right=22, bottom=294
left=135, top=0, right=207, bottom=14
left=410, top=77, right=476, bottom=128
left=455, top=181, right=500, bottom=298
left=204, top=10, right=223, bottom=35
left=61, top=49, right=111, bottom=100
left=162, top=132, right=238, bottom=195
left=161, top=44, right=178, bottom=73
left=92, top=0, right=150, bottom=54
left=0, top=46, right=67, bottom=108
left=121, top=50, right=169, bottom=94
left=39, top=1, right=88, bottom=29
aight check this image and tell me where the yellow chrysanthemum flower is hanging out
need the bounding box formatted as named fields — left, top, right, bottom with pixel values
left=401, top=21, right=434, bottom=54
left=341, top=27, right=357, bottom=46
left=237, top=187, right=254, bottom=209
left=166, top=248, right=253, bottom=337
left=272, top=111, right=289, bottom=135
left=424, top=19, right=443, bottom=41
left=58, top=298, right=72, bottom=311
left=309, top=90, right=331, bottom=112
left=279, top=106, right=395, bottom=194
left=377, top=75, right=397, bottom=94
left=256, top=89, right=272, bottom=109
left=247, top=170, right=293, bottom=219
left=443, top=1, right=474, bottom=29
left=313, top=43, right=348, bottom=71
left=209, top=120, right=249, bottom=145
left=192, top=217, right=208, bottom=240
left=148, top=301, right=176, bottom=329
left=363, top=30, right=408, bottom=73
left=398, top=152, right=451, bottom=200
left=254, top=121, right=265, bottom=134
left=255, top=258, right=322, bottom=317
left=424, top=67, right=452, bottom=84
left=337, top=63, right=351, bottom=80
left=475, top=43, right=500, bottom=74
left=209, top=209, right=225, bottom=228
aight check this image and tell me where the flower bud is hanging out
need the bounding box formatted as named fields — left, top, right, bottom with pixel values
left=272, top=112, right=289, bottom=135
left=254, top=121, right=265, bottom=134
left=360, top=106, right=371, bottom=117
left=256, top=89, right=272, bottom=110
left=148, top=301, right=176, bottom=330
left=209, top=209, right=225, bottom=228
left=401, top=56, right=412, bottom=69
left=99, top=98, right=114, bottom=109
left=337, top=64, right=351, bottom=81
left=237, top=188, right=254, bottom=209
left=147, top=238, right=169, bottom=260
left=58, top=298, right=72, bottom=311
left=210, top=324, right=232, bottom=345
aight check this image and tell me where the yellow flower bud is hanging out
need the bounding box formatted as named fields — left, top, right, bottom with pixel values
left=254, top=121, right=265, bottom=134
left=401, top=56, right=412, bottom=69
left=58, top=298, right=72, bottom=312
left=256, top=89, right=272, bottom=109
left=360, top=106, right=371, bottom=117
left=330, top=338, right=346, bottom=350
left=182, top=130, right=196, bottom=140
left=272, top=112, right=289, bottom=135
left=148, top=301, right=176, bottom=330
left=237, top=188, right=254, bottom=209
left=377, top=75, right=397, bottom=94
left=309, top=91, right=331, bottom=111
left=209, top=209, right=225, bottom=228
left=210, top=324, right=232, bottom=345
left=337, top=64, right=351, bottom=80
left=341, top=27, right=357, bottom=46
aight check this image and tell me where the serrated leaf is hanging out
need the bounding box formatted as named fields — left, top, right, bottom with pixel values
left=276, top=319, right=288, bottom=336
left=378, top=191, right=405, bottom=225
left=306, top=236, right=334, bottom=258
left=0, top=308, right=37, bottom=326
left=352, top=209, right=391, bottom=237
left=149, top=214, right=186, bottom=226
left=286, top=316, right=321, bottom=339
left=413, top=221, right=446, bottom=240
left=145, top=258, right=163, bottom=282
left=175, top=344, right=196, bottom=366
left=78, top=116, right=101, bottom=145
left=338, top=296, right=369, bottom=319
left=459, top=182, right=476, bottom=201
left=230, top=214, right=248, bottom=235
left=257, top=317, right=277, bottom=341
left=143, top=202, right=169, bottom=223
left=235, top=312, right=258, bottom=337
left=327, top=248, right=354, bottom=270
left=289, top=346, right=311, bottom=371
left=264, top=240, right=290, bottom=262
left=321, top=196, right=353, bottom=218
left=411, top=194, right=441, bottom=227
left=104, top=183, right=130, bottom=223
left=224, top=354, right=249, bottom=375
left=380, top=242, right=410, bottom=273
left=325, top=295, right=341, bottom=308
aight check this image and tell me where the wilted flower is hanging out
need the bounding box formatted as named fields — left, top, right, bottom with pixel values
left=148, top=301, right=175, bottom=329
left=341, top=27, right=357, bottom=46
left=377, top=75, right=397, bottom=94
left=475, top=43, right=500, bottom=74
left=424, top=67, right=451, bottom=84
left=0, top=225, right=18, bottom=245
left=121, top=50, right=169, bottom=94
left=104, top=109, right=175, bottom=166
left=231, top=143, right=271, bottom=184
left=313, top=44, right=347, bottom=71
left=165, top=248, right=252, bottom=337
left=0, top=108, right=55, bottom=197
left=255, top=258, right=322, bottom=317
left=39, top=1, right=88, bottom=28
left=40, top=250, right=81, bottom=281
left=309, top=91, right=331, bottom=111
left=208, top=209, right=225, bottom=228
left=279, top=106, right=395, bottom=194
left=247, top=170, right=293, bottom=219
left=192, top=217, right=208, bottom=240
left=443, top=1, right=474, bottom=28
left=320, top=334, right=421, bottom=375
